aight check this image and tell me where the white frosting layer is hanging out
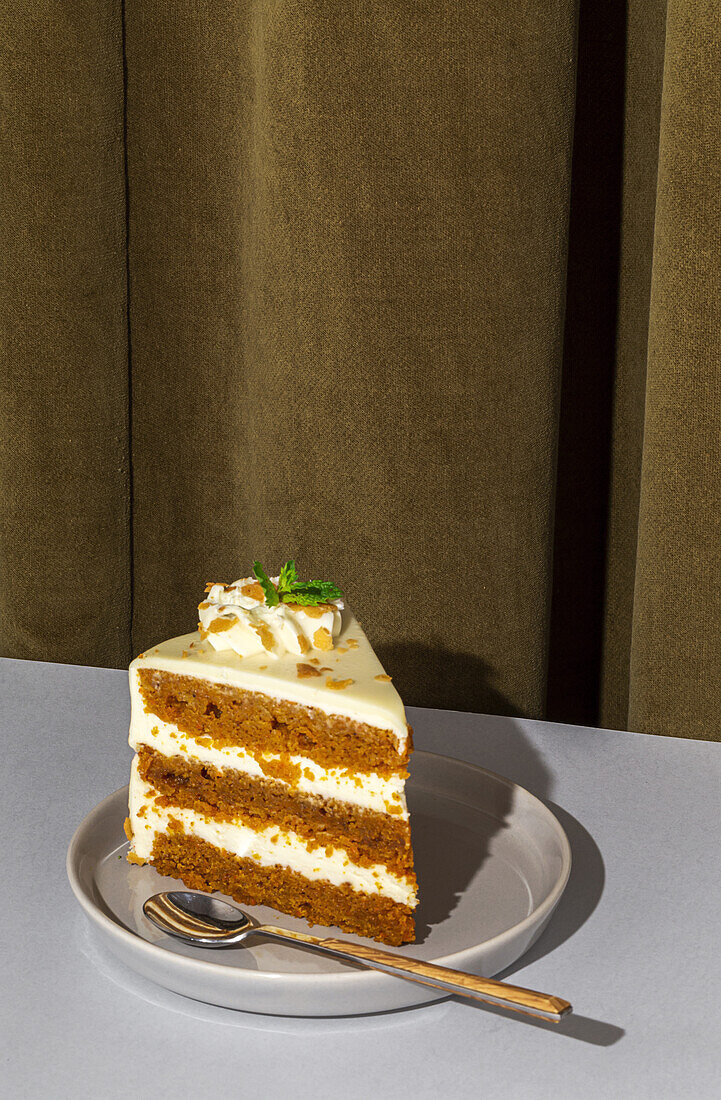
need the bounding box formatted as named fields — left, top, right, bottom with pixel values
left=199, top=576, right=342, bottom=659
left=129, top=704, right=408, bottom=819
left=132, top=605, right=409, bottom=749
left=128, top=763, right=416, bottom=908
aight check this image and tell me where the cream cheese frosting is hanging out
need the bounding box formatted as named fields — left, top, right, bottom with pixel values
left=198, top=576, right=343, bottom=659
left=129, top=764, right=416, bottom=907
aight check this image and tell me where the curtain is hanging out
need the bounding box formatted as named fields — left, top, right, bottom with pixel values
left=2, top=2, right=719, bottom=741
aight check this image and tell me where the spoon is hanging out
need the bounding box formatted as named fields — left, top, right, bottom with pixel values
left=143, top=891, right=572, bottom=1022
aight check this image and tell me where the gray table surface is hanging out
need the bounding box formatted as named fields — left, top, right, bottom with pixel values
left=2, top=656, right=720, bottom=1099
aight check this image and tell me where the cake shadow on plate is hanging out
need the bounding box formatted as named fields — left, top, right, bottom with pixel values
left=379, top=643, right=553, bottom=944
left=408, top=804, right=511, bottom=943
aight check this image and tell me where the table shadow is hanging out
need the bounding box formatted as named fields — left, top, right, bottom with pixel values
left=488, top=801, right=623, bottom=1046
left=450, top=997, right=624, bottom=1046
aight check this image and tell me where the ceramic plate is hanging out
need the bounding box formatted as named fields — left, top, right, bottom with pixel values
left=67, top=750, right=571, bottom=1017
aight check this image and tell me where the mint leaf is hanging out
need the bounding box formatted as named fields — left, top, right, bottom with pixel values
left=252, top=561, right=279, bottom=606
left=308, top=580, right=343, bottom=600
left=284, top=578, right=342, bottom=604
left=282, top=590, right=317, bottom=605
left=278, top=559, right=298, bottom=596
left=252, top=559, right=341, bottom=606
left=283, top=590, right=330, bottom=606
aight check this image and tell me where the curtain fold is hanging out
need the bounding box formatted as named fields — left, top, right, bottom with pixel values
left=2, top=2, right=720, bottom=740
left=629, top=0, right=721, bottom=738
left=0, top=1, right=130, bottom=666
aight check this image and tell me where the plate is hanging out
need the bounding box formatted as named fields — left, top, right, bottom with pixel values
left=67, top=750, right=571, bottom=1017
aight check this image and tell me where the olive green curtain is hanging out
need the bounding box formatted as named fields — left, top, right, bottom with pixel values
left=2, top=2, right=720, bottom=741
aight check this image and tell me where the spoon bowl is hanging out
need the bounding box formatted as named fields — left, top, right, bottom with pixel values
left=144, top=891, right=259, bottom=947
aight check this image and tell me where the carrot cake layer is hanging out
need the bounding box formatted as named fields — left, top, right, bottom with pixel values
left=136, top=745, right=414, bottom=876
left=137, top=668, right=411, bottom=775
left=149, top=828, right=414, bottom=946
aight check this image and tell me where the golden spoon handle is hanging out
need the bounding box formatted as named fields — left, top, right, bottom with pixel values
left=261, top=927, right=571, bottom=1022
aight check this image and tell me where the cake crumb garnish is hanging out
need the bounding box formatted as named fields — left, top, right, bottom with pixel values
left=198, top=601, right=210, bottom=610
left=345, top=638, right=359, bottom=649
left=126, top=852, right=146, bottom=866
left=240, top=582, right=265, bottom=601
left=298, top=634, right=311, bottom=654
left=254, top=623, right=276, bottom=651
left=326, top=677, right=354, bottom=690
left=309, top=657, right=320, bottom=665
left=297, top=663, right=322, bottom=679
left=288, top=602, right=332, bottom=619
left=374, top=674, right=392, bottom=682
left=208, top=615, right=236, bottom=634
left=123, top=817, right=133, bottom=842
left=313, top=627, right=333, bottom=651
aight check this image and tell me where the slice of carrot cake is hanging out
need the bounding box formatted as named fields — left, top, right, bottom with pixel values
left=126, top=560, right=417, bottom=945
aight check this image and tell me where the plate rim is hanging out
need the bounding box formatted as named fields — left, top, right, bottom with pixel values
left=67, top=750, right=572, bottom=988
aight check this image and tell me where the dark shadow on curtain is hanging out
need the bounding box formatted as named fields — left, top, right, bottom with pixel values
left=376, top=644, right=525, bottom=718
left=546, top=0, right=627, bottom=725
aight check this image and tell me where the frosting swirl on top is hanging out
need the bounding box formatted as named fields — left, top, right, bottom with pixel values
left=198, top=577, right=343, bottom=659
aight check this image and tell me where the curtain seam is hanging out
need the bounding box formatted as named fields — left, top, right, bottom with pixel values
left=121, top=0, right=134, bottom=660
